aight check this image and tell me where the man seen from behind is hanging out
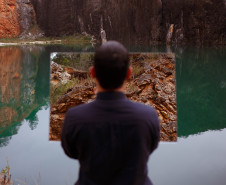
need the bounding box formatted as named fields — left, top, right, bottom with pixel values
left=61, top=41, right=160, bottom=185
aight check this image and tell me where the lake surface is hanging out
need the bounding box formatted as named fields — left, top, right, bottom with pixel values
left=0, top=45, right=226, bottom=185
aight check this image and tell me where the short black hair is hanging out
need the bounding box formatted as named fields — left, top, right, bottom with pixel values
left=94, top=41, right=129, bottom=90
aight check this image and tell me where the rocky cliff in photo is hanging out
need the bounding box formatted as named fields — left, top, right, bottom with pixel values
left=49, top=53, right=177, bottom=141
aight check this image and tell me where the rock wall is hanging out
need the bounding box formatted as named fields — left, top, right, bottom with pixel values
left=17, top=0, right=36, bottom=31
left=0, top=0, right=36, bottom=38
left=0, top=0, right=225, bottom=43
left=31, top=0, right=226, bottom=45
left=162, top=0, right=226, bottom=45
left=31, top=0, right=162, bottom=46
left=0, top=0, right=20, bottom=37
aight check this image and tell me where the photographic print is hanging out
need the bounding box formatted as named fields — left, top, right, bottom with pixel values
left=49, top=53, right=177, bottom=141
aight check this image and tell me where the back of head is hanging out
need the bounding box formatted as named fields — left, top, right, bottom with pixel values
left=94, top=41, right=129, bottom=90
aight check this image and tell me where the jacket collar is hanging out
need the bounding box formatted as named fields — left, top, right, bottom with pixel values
left=96, top=91, right=126, bottom=100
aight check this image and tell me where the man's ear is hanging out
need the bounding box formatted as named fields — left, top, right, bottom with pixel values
left=89, top=66, right=96, bottom=78
left=126, top=66, right=132, bottom=80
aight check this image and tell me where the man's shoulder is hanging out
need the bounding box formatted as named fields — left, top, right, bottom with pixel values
left=127, top=100, right=158, bottom=119
left=65, top=98, right=159, bottom=124
left=66, top=101, right=95, bottom=117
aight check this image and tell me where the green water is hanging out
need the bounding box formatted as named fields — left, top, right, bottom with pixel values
left=0, top=46, right=50, bottom=147
left=176, top=47, right=226, bottom=137
left=0, top=45, right=225, bottom=185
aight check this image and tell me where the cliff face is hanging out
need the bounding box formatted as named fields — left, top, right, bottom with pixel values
left=31, top=0, right=162, bottom=45
left=0, top=0, right=36, bottom=38
left=0, top=0, right=225, bottom=43
left=31, top=0, right=226, bottom=45
left=162, top=0, right=226, bottom=45
left=0, top=0, right=20, bottom=37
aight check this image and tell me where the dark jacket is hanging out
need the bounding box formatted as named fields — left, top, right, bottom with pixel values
left=61, top=92, right=160, bottom=185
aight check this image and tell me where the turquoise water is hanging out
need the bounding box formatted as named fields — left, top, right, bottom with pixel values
left=0, top=45, right=226, bottom=185
left=176, top=47, right=226, bottom=137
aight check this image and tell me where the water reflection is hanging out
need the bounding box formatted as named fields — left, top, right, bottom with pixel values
left=117, top=45, right=226, bottom=137
left=0, top=45, right=225, bottom=185
left=176, top=47, right=226, bottom=137
left=0, top=44, right=94, bottom=147
left=149, top=128, right=226, bottom=185
left=0, top=46, right=50, bottom=147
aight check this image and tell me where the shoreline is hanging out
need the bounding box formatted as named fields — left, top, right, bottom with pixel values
left=0, top=34, right=94, bottom=47
left=0, top=40, right=62, bottom=46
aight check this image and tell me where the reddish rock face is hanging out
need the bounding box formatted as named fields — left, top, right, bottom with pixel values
left=0, top=0, right=36, bottom=38
left=0, top=0, right=20, bottom=38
